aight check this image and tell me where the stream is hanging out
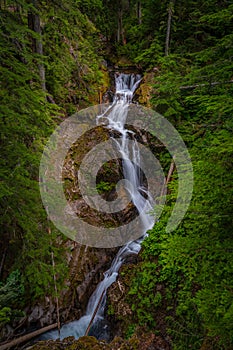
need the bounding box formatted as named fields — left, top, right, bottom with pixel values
left=39, top=72, right=155, bottom=341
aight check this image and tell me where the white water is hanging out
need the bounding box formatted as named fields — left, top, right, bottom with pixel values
left=40, top=73, right=155, bottom=341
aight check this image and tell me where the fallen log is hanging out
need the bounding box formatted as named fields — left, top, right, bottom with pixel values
left=160, top=159, right=175, bottom=199
left=84, top=289, right=105, bottom=336
left=180, top=79, right=233, bottom=90
left=0, top=323, right=58, bottom=350
left=166, top=160, right=175, bottom=186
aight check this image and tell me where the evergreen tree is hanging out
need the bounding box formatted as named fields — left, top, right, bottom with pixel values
left=0, top=0, right=105, bottom=327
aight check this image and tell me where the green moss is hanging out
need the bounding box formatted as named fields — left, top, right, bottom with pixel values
left=125, top=323, right=136, bottom=340
left=107, top=304, right=115, bottom=316
left=96, top=181, right=115, bottom=194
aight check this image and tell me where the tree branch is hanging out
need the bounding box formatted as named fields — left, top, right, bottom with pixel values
left=180, top=80, right=233, bottom=90
left=0, top=247, right=7, bottom=278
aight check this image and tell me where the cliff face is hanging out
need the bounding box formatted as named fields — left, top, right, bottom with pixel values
left=26, top=244, right=118, bottom=329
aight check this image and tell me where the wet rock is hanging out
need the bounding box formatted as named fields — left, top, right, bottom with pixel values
left=135, top=71, right=157, bottom=107
left=102, top=90, right=114, bottom=103
left=24, top=243, right=117, bottom=335
left=0, top=324, right=14, bottom=342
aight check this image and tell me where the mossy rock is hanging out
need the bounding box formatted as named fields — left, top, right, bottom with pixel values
left=29, top=335, right=139, bottom=350
left=29, top=336, right=107, bottom=350
left=73, top=336, right=108, bottom=349
left=136, top=71, right=156, bottom=107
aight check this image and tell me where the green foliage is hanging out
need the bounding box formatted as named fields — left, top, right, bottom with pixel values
left=0, top=307, right=12, bottom=326
left=1, top=1, right=233, bottom=349
left=107, top=304, right=115, bottom=316
left=119, top=3, right=233, bottom=348
left=126, top=122, right=233, bottom=348
left=134, top=39, right=162, bottom=68
left=0, top=2, right=82, bottom=311
left=128, top=261, right=163, bottom=328
left=96, top=180, right=115, bottom=194
left=0, top=0, right=107, bottom=306
left=125, top=323, right=137, bottom=340
left=22, top=228, right=68, bottom=299
left=42, top=1, right=104, bottom=109
left=0, top=270, right=24, bottom=308
left=0, top=270, right=25, bottom=328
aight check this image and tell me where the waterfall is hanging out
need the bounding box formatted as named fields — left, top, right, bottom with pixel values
left=39, top=73, right=155, bottom=341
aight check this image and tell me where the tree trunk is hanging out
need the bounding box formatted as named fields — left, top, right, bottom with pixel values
left=28, top=0, right=46, bottom=91
left=117, top=1, right=123, bottom=43
left=51, top=248, right=61, bottom=336
left=165, top=0, right=175, bottom=56
left=0, top=0, right=6, bottom=10
left=0, top=323, right=58, bottom=350
left=0, top=247, right=7, bottom=278
left=137, top=1, right=142, bottom=25
left=160, top=160, right=175, bottom=199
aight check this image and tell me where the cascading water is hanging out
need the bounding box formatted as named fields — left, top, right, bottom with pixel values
left=39, top=73, right=155, bottom=341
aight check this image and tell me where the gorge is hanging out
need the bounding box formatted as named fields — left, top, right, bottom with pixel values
left=39, top=72, right=155, bottom=343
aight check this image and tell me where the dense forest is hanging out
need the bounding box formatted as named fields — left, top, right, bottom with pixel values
left=0, top=0, right=232, bottom=349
